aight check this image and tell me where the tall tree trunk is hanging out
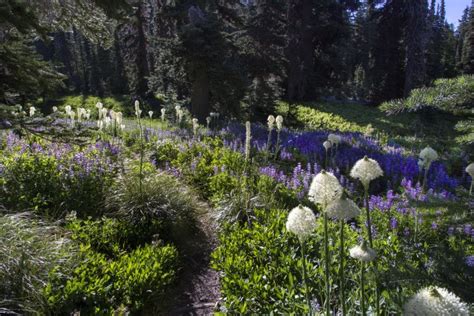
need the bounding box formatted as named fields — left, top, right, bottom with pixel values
left=191, top=66, right=210, bottom=122
left=287, top=0, right=314, bottom=102
left=404, top=0, right=428, bottom=96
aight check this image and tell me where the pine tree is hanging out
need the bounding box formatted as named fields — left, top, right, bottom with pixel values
left=404, top=0, right=429, bottom=96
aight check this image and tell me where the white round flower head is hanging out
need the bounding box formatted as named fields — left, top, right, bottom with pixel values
left=134, top=100, right=140, bottom=112
left=65, top=105, right=72, bottom=114
left=403, top=286, right=469, bottom=316
left=419, top=146, right=438, bottom=168
left=326, top=195, right=361, bottom=220
left=328, top=133, right=341, bottom=145
left=267, top=115, right=275, bottom=130
left=148, top=111, right=153, bottom=118
left=323, top=140, right=332, bottom=151
left=192, top=118, right=199, bottom=132
left=349, top=240, right=376, bottom=262
left=286, top=205, right=317, bottom=241
left=175, top=105, right=181, bottom=112
left=308, top=170, right=343, bottom=207
left=206, top=116, right=211, bottom=125
left=465, top=163, right=474, bottom=178
left=350, top=156, right=384, bottom=189
left=29, top=107, right=36, bottom=117
left=95, top=102, right=103, bottom=110
left=52, top=106, right=58, bottom=113
left=276, top=115, right=283, bottom=130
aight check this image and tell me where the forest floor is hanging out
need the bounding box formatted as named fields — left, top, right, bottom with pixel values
left=158, top=204, right=221, bottom=315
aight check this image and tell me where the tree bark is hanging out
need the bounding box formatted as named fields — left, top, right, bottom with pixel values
left=191, top=67, right=210, bottom=122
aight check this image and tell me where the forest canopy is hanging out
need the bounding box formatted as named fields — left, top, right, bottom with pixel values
left=1, top=0, right=474, bottom=121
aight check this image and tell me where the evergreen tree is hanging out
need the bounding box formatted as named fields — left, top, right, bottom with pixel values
left=404, top=0, right=429, bottom=96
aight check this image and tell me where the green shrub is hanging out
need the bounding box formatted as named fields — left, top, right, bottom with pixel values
left=212, top=207, right=473, bottom=314
left=55, top=95, right=130, bottom=117
left=0, top=139, right=117, bottom=218
left=66, top=217, right=165, bottom=258
left=45, top=243, right=178, bottom=314
left=0, top=213, right=77, bottom=314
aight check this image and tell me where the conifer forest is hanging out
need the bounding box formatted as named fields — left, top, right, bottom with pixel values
left=1, top=0, right=474, bottom=315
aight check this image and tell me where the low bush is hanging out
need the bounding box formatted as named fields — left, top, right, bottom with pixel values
left=0, top=134, right=118, bottom=218
left=212, top=204, right=473, bottom=314
left=54, top=95, right=130, bottom=117
left=45, top=243, right=178, bottom=314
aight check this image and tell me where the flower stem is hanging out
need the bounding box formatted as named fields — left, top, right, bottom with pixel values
left=265, top=129, right=272, bottom=163
left=339, top=220, right=345, bottom=316
left=364, top=187, right=373, bottom=248
left=360, top=262, right=366, bottom=316
left=300, top=241, right=312, bottom=316
left=323, top=212, right=330, bottom=316
left=470, top=180, right=473, bottom=196
left=422, top=165, right=429, bottom=193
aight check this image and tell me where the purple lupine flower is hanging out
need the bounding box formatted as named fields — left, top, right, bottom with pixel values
left=390, top=217, right=398, bottom=230
left=447, top=227, right=455, bottom=236
left=466, top=255, right=474, bottom=267
left=404, top=227, right=410, bottom=236
left=431, top=222, right=438, bottom=230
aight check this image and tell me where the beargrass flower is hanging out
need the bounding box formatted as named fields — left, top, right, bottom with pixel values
left=404, top=286, right=469, bottom=316
left=52, top=106, right=58, bottom=113
left=65, top=105, right=72, bottom=114
left=328, top=133, right=341, bottom=145
left=350, top=156, right=384, bottom=189
left=267, top=115, right=275, bottom=130
left=323, top=140, right=332, bottom=151
left=308, top=170, right=343, bottom=207
left=419, top=146, right=438, bottom=169
left=134, top=100, right=141, bottom=118
left=161, top=108, right=166, bottom=121
left=148, top=111, right=153, bottom=119
left=245, top=121, right=251, bottom=161
left=276, top=115, right=283, bottom=131
left=192, top=118, right=199, bottom=136
left=206, top=116, right=211, bottom=128
left=466, top=163, right=474, bottom=195
left=326, top=195, right=361, bottom=220
left=349, top=240, right=376, bottom=262
left=466, top=163, right=474, bottom=178
left=286, top=205, right=317, bottom=241
left=29, top=107, right=36, bottom=117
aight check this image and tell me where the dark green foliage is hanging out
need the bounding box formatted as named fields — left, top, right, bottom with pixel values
left=45, top=243, right=178, bottom=314
left=380, top=75, right=474, bottom=116
left=212, top=205, right=473, bottom=314
left=0, top=139, right=117, bottom=218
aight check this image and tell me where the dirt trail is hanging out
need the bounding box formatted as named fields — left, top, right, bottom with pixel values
left=158, top=207, right=221, bottom=316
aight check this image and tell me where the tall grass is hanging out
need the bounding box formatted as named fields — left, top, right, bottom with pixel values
left=0, top=212, right=77, bottom=314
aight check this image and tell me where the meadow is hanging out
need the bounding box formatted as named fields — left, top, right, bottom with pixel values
left=0, top=100, right=472, bottom=315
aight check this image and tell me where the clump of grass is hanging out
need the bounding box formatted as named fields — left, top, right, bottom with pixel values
left=106, top=167, right=205, bottom=248
left=0, top=212, right=77, bottom=314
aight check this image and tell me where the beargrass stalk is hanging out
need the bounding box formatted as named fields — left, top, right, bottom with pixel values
left=286, top=205, right=317, bottom=316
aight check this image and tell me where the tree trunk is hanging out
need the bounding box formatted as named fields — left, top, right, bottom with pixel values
left=287, top=0, right=314, bottom=102
left=404, top=0, right=428, bottom=96
left=191, top=67, right=210, bottom=122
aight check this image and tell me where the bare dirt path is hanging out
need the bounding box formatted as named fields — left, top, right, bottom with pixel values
left=158, top=206, right=221, bottom=316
